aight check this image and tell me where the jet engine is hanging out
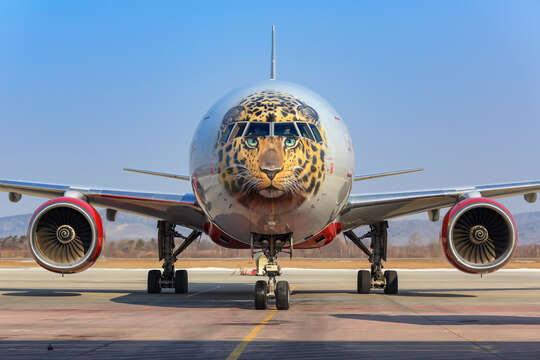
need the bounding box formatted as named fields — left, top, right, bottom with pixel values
left=441, top=198, right=517, bottom=274
left=27, top=197, right=104, bottom=274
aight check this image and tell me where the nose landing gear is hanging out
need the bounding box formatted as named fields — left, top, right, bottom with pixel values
left=252, top=233, right=292, bottom=310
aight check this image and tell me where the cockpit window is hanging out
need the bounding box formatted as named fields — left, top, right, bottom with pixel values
left=220, top=124, right=235, bottom=143
left=309, top=124, right=323, bottom=143
left=230, top=122, right=247, bottom=139
left=223, top=121, right=322, bottom=143
left=245, top=122, right=270, bottom=137
left=274, top=123, right=299, bottom=137
left=297, top=123, right=315, bottom=141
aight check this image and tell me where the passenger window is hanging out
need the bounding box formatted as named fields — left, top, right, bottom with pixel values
left=274, top=123, right=299, bottom=137
left=230, top=123, right=247, bottom=138
left=309, top=124, right=323, bottom=143
left=297, top=123, right=315, bottom=141
left=245, top=122, right=270, bottom=137
left=220, top=124, right=235, bottom=143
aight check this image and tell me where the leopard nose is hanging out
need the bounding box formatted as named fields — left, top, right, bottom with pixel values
left=260, top=167, right=282, bottom=180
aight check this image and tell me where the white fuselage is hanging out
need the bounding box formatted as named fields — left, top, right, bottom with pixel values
left=190, top=80, right=354, bottom=246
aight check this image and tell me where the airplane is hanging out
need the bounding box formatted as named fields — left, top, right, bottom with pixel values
left=1, top=26, right=539, bottom=310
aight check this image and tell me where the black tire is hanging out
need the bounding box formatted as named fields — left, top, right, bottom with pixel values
left=357, top=270, right=371, bottom=294
left=174, top=269, right=188, bottom=294
left=384, top=270, right=398, bottom=295
left=254, top=280, right=268, bottom=310
left=275, top=281, right=290, bottom=310
left=147, top=270, right=161, bottom=294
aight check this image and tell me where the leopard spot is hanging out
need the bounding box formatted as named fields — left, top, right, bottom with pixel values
left=306, top=178, right=316, bottom=193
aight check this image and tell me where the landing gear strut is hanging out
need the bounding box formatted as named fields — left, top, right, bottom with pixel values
left=252, top=233, right=292, bottom=310
left=344, top=221, right=398, bottom=295
left=147, top=221, right=201, bottom=294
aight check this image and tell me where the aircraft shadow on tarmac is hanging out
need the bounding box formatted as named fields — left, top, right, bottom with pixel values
left=1, top=287, right=478, bottom=300
left=0, top=283, right=255, bottom=309
left=2, top=290, right=82, bottom=297
left=332, top=314, right=540, bottom=325
left=0, top=288, right=135, bottom=297
left=406, top=287, right=540, bottom=293
left=3, top=285, right=540, bottom=309
left=373, top=286, right=540, bottom=298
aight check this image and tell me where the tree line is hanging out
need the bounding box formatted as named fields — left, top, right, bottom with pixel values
left=1, top=234, right=540, bottom=258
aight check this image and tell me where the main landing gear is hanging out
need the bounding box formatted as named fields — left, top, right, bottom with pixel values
left=344, top=221, right=398, bottom=295
left=147, top=221, right=201, bottom=294
left=252, top=233, right=292, bottom=310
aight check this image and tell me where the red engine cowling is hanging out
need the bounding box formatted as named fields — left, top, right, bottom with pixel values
left=27, top=197, right=104, bottom=274
left=441, top=198, right=517, bottom=274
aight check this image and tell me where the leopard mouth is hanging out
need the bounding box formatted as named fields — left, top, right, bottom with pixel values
left=259, top=186, right=285, bottom=198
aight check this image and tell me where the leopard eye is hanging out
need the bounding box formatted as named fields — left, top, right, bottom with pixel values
left=284, top=137, right=297, bottom=148
left=246, top=138, right=259, bottom=148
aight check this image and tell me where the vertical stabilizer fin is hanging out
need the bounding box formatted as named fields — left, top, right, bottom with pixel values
left=270, top=25, right=276, bottom=80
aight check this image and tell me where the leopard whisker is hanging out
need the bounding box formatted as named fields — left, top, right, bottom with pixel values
left=284, top=179, right=304, bottom=195
left=240, top=178, right=261, bottom=196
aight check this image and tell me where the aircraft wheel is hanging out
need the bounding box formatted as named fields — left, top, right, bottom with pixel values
left=147, top=270, right=161, bottom=294
left=384, top=270, right=398, bottom=295
left=275, top=280, right=290, bottom=310
left=174, top=269, right=188, bottom=294
left=254, top=280, right=268, bottom=310
left=357, top=270, right=371, bottom=294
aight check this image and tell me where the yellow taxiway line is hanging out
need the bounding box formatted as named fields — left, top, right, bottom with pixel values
left=226, top=309, right=277, bottom=360
left=226, top=286, right=295, bottom=360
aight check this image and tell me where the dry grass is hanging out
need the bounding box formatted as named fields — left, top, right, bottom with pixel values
left=2, top=258, right=540, bottom=269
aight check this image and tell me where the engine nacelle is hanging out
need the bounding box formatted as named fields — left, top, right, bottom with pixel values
left=28, top=197, right=104, bottom=274
left=441, top=198, right=517, bottom=274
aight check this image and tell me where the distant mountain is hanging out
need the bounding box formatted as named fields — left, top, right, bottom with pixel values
left=0, top=214, right=29, bottom=238
left=384, top=211, right=540, bottom=245
left=0, top=210, right=539, bottom=245
left=0, top=211, right=157, bottom=241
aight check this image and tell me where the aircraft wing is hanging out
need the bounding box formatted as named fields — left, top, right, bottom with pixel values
left=339, top=180, right=540, bottom=231
left=0, top=179, right=206, bottom=230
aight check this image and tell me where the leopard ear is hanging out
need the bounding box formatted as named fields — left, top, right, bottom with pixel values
left=297, top=105, right=319, bottom=123
left=223, top=106, right=245, bottom=124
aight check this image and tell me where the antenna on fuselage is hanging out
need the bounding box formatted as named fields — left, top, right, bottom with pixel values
left=270, top=25, right=276, bottom=80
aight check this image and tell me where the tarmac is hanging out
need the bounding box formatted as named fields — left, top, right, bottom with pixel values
left=1, top=266, right=540, bottom=359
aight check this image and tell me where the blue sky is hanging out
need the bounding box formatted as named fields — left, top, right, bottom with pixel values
left=1, top=1, right=539, bottom=218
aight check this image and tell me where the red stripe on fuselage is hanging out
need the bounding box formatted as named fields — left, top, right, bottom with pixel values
left=295, top=222, right=342, bottom=249
left=203, top=221, right=343, bottom=250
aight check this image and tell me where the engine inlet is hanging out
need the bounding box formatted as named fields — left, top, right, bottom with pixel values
left=28, top=197, right=104, bottom=274
left=442, top=198, right=517, bottom=274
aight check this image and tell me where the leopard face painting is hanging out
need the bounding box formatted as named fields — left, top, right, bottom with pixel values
left=215, top=90, right=327, bottom=211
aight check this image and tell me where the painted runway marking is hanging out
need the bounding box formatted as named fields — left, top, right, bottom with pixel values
left=226, top=309, right=277, bottom=360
